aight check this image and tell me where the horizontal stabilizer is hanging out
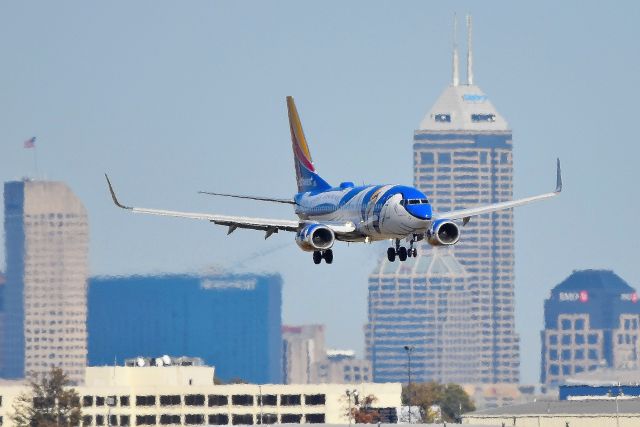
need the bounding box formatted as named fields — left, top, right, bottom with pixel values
left=198, top=191, right=296, bottom=205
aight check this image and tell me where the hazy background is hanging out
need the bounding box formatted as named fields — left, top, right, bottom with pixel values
left=1, top=1, right=639, bottom=383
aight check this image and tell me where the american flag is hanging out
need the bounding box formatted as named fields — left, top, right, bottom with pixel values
left=24, top=137, right=36, bottom=149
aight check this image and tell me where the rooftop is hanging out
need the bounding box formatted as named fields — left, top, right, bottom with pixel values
left=465, top=398, right=640, bottom=417
left=552, top=269, right=634, bottom=294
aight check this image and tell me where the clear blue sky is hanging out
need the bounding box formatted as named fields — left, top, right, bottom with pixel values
left=2, top=1, right=639, bottom=384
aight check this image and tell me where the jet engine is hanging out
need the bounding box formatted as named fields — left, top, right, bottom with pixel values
left=295, top=224, right=335, bottom=252
left=426, top=219, right=460, bottom=246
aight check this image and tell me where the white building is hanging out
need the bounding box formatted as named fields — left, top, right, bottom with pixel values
left=0, top=364, right=402, bottom=427
left=1, top=180, right=89, bottom=383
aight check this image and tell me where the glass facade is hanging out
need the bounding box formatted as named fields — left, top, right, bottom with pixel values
left=88, top=273, right=282, bottom=384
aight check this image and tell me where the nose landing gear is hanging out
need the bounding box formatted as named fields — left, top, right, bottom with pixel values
left=387, top=238, right=418, bottom=262
left=313, top=249, right=333, bottom=264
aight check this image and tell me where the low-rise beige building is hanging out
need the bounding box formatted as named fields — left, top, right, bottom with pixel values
left=462, top=398, right=640, bottom=427
left=0, top=365, right=401, bottom=426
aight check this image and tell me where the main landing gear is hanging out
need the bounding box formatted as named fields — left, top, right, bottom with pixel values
left=387, top=238, right=418, bottom=262
left=313, top=249, right=333, bottom=265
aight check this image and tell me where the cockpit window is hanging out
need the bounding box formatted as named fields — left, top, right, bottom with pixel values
left=401, top=198, right=429, bottom=206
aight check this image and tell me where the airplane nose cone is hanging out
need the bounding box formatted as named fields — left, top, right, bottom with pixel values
left=405, top=204, right=432, bottom=220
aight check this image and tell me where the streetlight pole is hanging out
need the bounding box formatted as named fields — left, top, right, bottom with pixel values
left=404, top=345, right=415, bottom=424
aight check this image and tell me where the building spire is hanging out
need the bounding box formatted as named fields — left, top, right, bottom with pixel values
left=452, top=13, right=459, bottom=87
left=466, top=14, right=474, bottom=85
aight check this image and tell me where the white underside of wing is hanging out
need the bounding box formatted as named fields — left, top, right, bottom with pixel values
left=130, top=207, right=300, bottom=231
left=435, top=191, right=559, bottom=221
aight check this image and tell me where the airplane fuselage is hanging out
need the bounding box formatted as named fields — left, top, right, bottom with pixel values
left=294, top=183, right=433, bottom=242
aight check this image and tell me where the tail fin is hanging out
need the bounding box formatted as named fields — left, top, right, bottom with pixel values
left=287, top=96, right=331, bottom=193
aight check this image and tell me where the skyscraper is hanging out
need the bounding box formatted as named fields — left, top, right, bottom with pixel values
left=88, top=273, right=283, bottom=384
left=541, top=270, right=640, bottom=386
left=366, top=16, right=519, bottom=384
left=1, top=180, right=89, bottom=383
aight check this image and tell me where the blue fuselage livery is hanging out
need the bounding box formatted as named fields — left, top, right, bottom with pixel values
left=294, top=184, right=432, bottom=242
left=105, top=96, right=561, bottom=265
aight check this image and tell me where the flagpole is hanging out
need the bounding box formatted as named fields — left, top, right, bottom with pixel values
left=33, top=146, right=39, bottom=179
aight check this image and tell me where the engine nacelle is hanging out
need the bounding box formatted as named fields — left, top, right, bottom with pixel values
left=295, top=224, right=335, bottom=252
left=426, top=219, right=460, bottom=246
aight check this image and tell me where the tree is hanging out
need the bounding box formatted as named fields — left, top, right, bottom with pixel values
left=348, top=394, right=379, bottom=424
left=12, top=367, right=82, bottom=427
left=402, top=382, right=475, bottom=423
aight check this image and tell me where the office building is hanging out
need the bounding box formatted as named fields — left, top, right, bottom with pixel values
left=0, top=362, right=402, bottom=427
left=367, top=16, right=518, bottom=384
left=88, top=273, right=282, bottom=384
left=283, top=325, right=371, bottom=384
left=282, top=325, right=326, bottom=384
left=540, top=269, right=640, bottom=386
left=1, top=180, right=89, bottom=383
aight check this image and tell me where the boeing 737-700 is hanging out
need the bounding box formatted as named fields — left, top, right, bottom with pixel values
left=106, top=96, right=562, bottom=264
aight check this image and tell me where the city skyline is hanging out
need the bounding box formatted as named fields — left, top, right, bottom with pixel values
left=2, top=1, right=640, bottom=383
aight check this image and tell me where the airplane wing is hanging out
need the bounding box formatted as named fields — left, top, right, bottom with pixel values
left=105, top=175, right=356, bottom=238
left=105, top=175, right=299, bottom=238
left=435, top=159, right=562, bottom=222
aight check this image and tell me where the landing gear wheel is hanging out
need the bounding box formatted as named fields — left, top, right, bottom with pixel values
left=323, top=249, right=333, bottom=264
left=387, top=247, right=396, bottom=262
left=313, top=251, right=322, bottom=265
left=398, top=246, right=408, bottom=262
left=412, top=248, right=418, bottom=257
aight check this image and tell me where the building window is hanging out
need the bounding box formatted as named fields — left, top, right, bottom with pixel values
left=136, top=395, right=156, bottom=406
left=184, top=414, right=204, bottom=425
left=561, top=350, right=571, bottom=360
left=562, top=365, right=571, bottom=375
left=208, top=395, right=228, bottom=406
left=82, top=416, right=93, bottom=426
left=160, top=395, right=181, bottom=406
left=184, top=395, right=205, bottom=406
left=433, top=113, right=451, bottom=123
left=575, top=319, right=585, bottom=330
left=232, top=414, right=253, bottom=425
left=208, top=415, right=229, bottom=426
left=258, top=395, right=277, bottom=406
left=438, top=153, right=451, bottom=164
left=281, top=414, right=302, bottom=423
left=575, top=349, right=584, bottom=360
left=120, top=416, right=130, bottom=426
left=120, top=396, right=130, bottom=407
left=549, top=350, right=558, bottom=360
left=575, top=334, right=585, bottom=345
left=549, top=334, right=558, bottom=345
left=280, top=395, right=301, bottom=406
left=420, top=152, right=434, bottom=164
left=471, top=113, right=496, bottom=122
left=96, top=396, right=105, bottom=407
left=96, top=415, right=105, bottom=426
left=561, top=319, right=572, bottom=330
left=231, top=395, right=253, bottom=406
left=257, top=414, right=277, bottom=425
left=306, top=414, right=325, bottom=424
left=136, top=415, right=156, bottom=425
left=83, top=396, right=93, bottom=407
left=160, top=415, right=181, bottom=425
left=110, top=415, right=118, bottom=426
left=304, top=394, right=326, bottom=406
left=588, top=334, right=598, bottom=344
left=588, top=349, right=598, bottom=360
left=562, top=334, right=571, bottom=345
left=550, top=364, right=559, bottom=375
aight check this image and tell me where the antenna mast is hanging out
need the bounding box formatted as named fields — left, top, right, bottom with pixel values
left=466, top=14, right=474, bottom=85
left=452, top=13, right=459, bottom=87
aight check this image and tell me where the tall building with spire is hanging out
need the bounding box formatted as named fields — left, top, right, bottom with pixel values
left=1, top=180, right=89, bottom=383
left=366, top=16, right=519, bottom=384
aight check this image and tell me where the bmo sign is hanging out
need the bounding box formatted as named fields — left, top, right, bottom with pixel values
left=621, top=292, right=639, bottom=303
left=559, top=290, right=589, bottom=303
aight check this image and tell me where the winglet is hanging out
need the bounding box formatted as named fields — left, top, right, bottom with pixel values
left=104, top=174, right=132, bottom=209
left=555, top=158, right=562, bottom=193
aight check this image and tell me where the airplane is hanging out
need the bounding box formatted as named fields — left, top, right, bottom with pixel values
left=105, top=96, right=562, bottom=265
